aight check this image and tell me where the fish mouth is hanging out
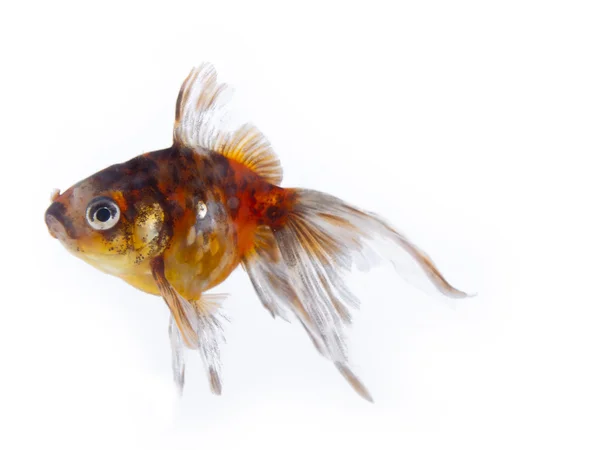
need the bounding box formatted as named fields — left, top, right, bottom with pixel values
left=45, top=202, right=76, bottom=240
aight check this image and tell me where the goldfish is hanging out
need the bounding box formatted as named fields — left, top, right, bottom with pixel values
left=45, top=63, right=468, bottom=401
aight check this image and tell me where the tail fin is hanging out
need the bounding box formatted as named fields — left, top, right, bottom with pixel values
left=243, top=188, right=468, bottom=401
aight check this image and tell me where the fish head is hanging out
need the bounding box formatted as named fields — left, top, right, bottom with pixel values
left=45, top=160, right=170, bottom=277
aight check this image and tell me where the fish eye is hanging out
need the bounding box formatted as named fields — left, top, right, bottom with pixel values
left=86, top=197, right=121, bottom=230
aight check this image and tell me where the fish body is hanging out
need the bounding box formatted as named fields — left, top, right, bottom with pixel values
left=45, top=63, right=468, bottom=401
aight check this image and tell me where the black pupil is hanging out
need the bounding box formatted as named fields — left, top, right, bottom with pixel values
left=95, top=207, right=112, bottom=222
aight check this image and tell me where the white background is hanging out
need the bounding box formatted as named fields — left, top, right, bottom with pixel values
left=1, top=1, right=599, bottom=449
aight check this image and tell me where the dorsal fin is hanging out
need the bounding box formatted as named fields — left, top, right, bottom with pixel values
left=173, top=63, right=283, bottom=185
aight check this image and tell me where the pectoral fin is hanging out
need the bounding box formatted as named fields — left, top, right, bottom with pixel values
left=150, top=257, right=199, bottom=349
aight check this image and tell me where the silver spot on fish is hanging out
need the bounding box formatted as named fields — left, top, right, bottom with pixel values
left=197, top=201, right=208, bottom=220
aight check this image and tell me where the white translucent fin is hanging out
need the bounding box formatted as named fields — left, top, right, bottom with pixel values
left=271, top=189, right=468, bottom=361
left=335, top=362, right=373, bottom=403
left=168, top=315, right=186, bottom=394
left=152, top=258, right=227, bottom=394
left=243, top=226, right=292, bottom=321
left=167, top=305, right=227, bottom=396
left=243, top=190, right=470, bottom=400
left=285, top=189, right=470, bottom=302
left=243, top=226, right=373, bottom=401
left=192, top=299, right=227, bottom=395
left=172, top=63, right=283, bottom=185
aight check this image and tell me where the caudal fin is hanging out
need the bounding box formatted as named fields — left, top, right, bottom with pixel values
left=243, top=188, right=469, bottom=401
